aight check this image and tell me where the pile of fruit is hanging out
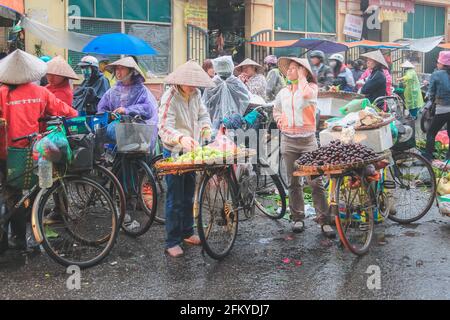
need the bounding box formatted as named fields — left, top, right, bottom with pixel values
left=166, top=146, right=234, bottom=164
left=296, top=140, right=378, bottom=167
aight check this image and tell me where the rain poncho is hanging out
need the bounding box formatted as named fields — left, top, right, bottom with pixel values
left=98, top=74, right=159, bottom=149
left=203, top=56, right=251, bottom=129
left=401, top=68, right=424, bottom=110
left=266, top=68, right=286, bottom=102
left=73, top=67, right=110, bottom=114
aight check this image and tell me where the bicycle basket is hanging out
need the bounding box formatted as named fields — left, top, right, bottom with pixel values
left=115, top=123, right=154, bottom=154
left=67, top=133, right=95, bottom=172
left=6, top=147, right=37, bottom=190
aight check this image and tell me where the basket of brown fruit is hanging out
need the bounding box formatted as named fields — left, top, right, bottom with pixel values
left=294, top=140, right=389, bottom=176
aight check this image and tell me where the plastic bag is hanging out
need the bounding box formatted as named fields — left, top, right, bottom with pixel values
left=339, top=98, right=370, bottom=115
left=437, top=194, right=450, bottom=215
left=208, top=127, right=238, bottom=154
left=35, top=129, right=72, bottom=164
left=437, top=177, right=450, bottom=196
left=341, top=127, right=355, bottom=144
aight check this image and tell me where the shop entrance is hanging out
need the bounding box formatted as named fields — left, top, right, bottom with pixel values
left=207, top=0, right=246, bottom=63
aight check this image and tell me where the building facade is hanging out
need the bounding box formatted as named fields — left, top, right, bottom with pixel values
left=21, top=0, right=450, bottom=84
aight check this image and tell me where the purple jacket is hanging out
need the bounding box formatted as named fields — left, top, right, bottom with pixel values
left=98, top=75, right=159, bottom=148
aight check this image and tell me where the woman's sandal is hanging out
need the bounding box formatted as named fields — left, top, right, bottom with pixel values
left=165, top=245, right=184, bottom=258
left=184, top=235, right=201, bottom=246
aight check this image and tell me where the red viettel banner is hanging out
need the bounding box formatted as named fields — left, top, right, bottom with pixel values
left=369, top=0, right=415, bottom=13
left=0, top=0, right=24, bottom=14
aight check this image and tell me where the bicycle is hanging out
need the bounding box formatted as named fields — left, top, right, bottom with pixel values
left=194, top=147, right=286, bottom=260
left=371, top=96, right=437, bottom=224
left=102, top=114, right=159, bottom=238
left=1, top=118, right=119, bottom=268
left=242, top=103, right=287, bottom=220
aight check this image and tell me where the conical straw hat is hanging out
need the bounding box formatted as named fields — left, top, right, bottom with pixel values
left=234, top=58, right=264, bottom=75
left=278, top=57, right=314, bottom=79
left=164, top=60, right=215, bottom=88
left=47, top=56, right=79, bottom=80
left=106, top=56, right=146, bottom=79
left=401, top=60, right=415, bottom=69
left=0, top=49, right=47, bottom=85
left=361, top=50, right=389, bottom=69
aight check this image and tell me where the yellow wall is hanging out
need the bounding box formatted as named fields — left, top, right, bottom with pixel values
left=24, top=0, right=67, bottom=57
left=245, top=0, right=274, bottom=56
left=173, top=0, right=188, bottom=68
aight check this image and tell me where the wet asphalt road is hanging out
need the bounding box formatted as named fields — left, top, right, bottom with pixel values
left=0, top=204, right=449, bottom=300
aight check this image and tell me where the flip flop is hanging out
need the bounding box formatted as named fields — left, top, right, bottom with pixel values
left=184, top=235, right=201, bottom=246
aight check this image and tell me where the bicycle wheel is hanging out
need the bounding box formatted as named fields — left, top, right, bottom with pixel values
left=116, top=158, right=158, bottom=237
left=196, top=169, right=238, bottom=260
left=254, top=162, right=287, bottom=220
left=335, top=171, right=375, bottom=256
left=89, top=165, right=126, bottom=226
left=37, top=177, right=119, bottom=268
left=386, top=151, right=436, bottom=224
left=150, top=154, right=166, bottom=225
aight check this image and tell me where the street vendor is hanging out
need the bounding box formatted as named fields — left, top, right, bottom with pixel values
left=45, top=56, right=79, bottom=106
left=73, top=55, right=110, bottom=115
left=273, top=56, right=336, bottom=238
left=264, top=55, right=286, bottom=102
left=235, top=58, right=267, bottom=100
left=159, top=60, right=214, bottom=258
left=98, top=56, right=158, bottom=150
left=309, top=50, right=333, bottom=90
left=397, top=61, right=424, bottom=119
left=0, top=50, right=77, bottom=254
left=328, top=53, right=355, bottom=92
left=359, top=50, right=389, bottom=103
left=203, top=55, right=250, bottom=130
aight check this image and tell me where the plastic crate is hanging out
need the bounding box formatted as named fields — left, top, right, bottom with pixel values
left=64, top=117, right=90, bottom=136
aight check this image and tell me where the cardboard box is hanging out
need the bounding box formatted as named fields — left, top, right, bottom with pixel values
left=319, top=124, right=393, bottom=153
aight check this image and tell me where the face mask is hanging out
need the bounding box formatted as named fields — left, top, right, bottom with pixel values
left=81, top=67, right=92, bottom=80
left=287, top=79, right=299, bottom=85
left=329, top=61, right=337, bottom=68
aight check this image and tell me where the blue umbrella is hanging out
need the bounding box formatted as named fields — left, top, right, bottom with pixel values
left=82, top=33, right=157, bottom=56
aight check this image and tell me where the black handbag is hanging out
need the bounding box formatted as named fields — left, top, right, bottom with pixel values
left=420, top=100, right=436, bottom=133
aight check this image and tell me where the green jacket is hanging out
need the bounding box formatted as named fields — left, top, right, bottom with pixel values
left=402, top=69, right=424, bottom=110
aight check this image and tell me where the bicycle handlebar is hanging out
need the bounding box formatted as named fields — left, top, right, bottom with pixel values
left=12, top=132, right=38, bottom=143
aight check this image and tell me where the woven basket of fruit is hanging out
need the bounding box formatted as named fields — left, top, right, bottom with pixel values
left=294, top=141, right=389, bottom=176
left=154, top=147, right=257, bottom=176
left=331, top=111, right=394, bottom=132
left=318, top=91, right=365, bottom=100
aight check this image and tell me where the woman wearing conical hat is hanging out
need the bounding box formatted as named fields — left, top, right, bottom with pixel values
left=397, top=61, right=424, bottom=119
left=0, top=50, right=77, bottom=253
left=234, top=58, right=267, bottom=100
left=358, top=50, right=390, bottom=103
left=45, top=56, right=79, bottom=106
left=98, top=56, right=158, bottom=149
left=274, top=57, right=335, bottom=239
left=159, top=60, right=214, bottom=258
